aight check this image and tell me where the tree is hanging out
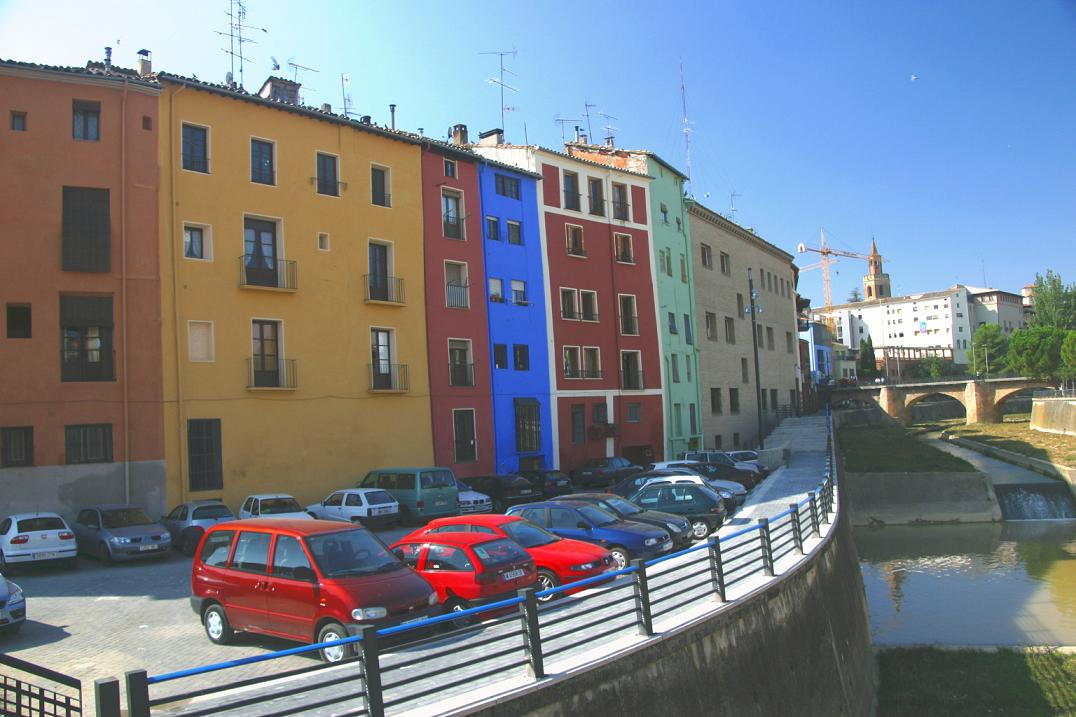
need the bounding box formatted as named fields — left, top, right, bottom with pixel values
left=971, top=324, right=1007, bottom=375
left=1028, top=271, right=1076, bottom=330
left=1007, top=326, right=1066, bottom=380
left=847, top=287, right=862, bottom=303
left=859, top=336, right=877, bottom=377
left=1060, top=331, right=1076, bottom=382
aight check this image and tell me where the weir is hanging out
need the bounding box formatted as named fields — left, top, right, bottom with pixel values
left=994, top=483, right=1076, bottom=521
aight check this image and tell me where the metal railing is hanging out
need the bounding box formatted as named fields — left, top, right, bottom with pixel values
left=442, top=216, right=463, bottom=240
left=448, top=363, right=475, bottom=388
left=0, top=653, right=82, bottom=717
left=100, top=415, right=840, bottom=717
left=589, top=197, right=606, bottom=216
left=581, top=310, right=599, bottom=322
left=365, top=275, right=405, bottom=304
left=616, top=251, right=635, bottom=264
left=239, top=257, right=298, bottom=291
left=565, top=367, right=603, bottom=379
left=621, top=369, right=644, bottom=391
left=369, top=363, right=409, bottom=392
left=372, top=192, right=392, bottom=208
left=446, top=282, right=469, bottom=309
left=563, top=190, right=581, bottom=211
left=246, top=358, right=297, bottom=389
left=1033, top=388, right=1075, bottom=399
left=621, top=314, right=639, bottom=335
left=512, top=290, right=529, bottom=306
left=566, top=243, right=587, bottom=257
left=612, top=201, right=629, bottom=220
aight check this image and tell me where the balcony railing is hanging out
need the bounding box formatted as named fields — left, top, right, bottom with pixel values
left=446, top=282, right=470, bottom=309
left=567, top=243, right=587, bottom=257
left=563, top=190, right=581, bottom=211
left=247, top=358, right=297, bottom=389
left=449, top=362, right=475, bottom=387
left=621, top=314, right=639, bottom=335
left=561, top=307, right=579, bottom=320
left=365, top=275, right=405, bottom=304
left=443, top=216, right=464, bottom=239
left=239, top=257, right=297, bottom=291
left=512, top=290, right=529, bottom=306
left=369, top=363, right=409, bottom=392
left=581, top=309, right=599, bottom=322
left=621, top=368, right=644, bottom=391
left=372, top=192, right=391, bottom=208
left=589, top=197, right=606, bottom=216
left=617, top=250, right=635, bottom=264
left=565, top=366, right=603, bottom=379
left=613, top=201, right=630, bottom=220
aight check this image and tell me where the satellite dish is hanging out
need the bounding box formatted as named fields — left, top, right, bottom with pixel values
left=797, top=242, right=807, bottom=253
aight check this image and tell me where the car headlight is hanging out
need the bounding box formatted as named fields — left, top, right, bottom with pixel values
left=8, top=587, right=24, bottom=605
left=644, top=537, right=659, bottom=546
left=427, top=592, right=439, bottom=606
left=719, top=490, right=733, bottom=499
left=351, top=607, right=387, bottom=621
left=666, top=522, right=681, bottom=533
left=570, top=562, right=595, bottom=571
left=110, top=537, right=132, bottom=544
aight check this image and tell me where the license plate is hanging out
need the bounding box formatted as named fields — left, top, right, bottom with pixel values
left=502, top=569, right=525, bottom=581
left=375, top=508, right=390, bottom=515
left=401, top=616, right=426, bottom=625
left=139, top=544, right=157, bottom=552
left=661, top=541, right=673, bottom=552
left=33, top=551, right=57, bottom=559
left=435, top=500, right=446, bottom=506
left=520, top=489, right=533, bottom=494
left=557, top=481, right=569, bottom=486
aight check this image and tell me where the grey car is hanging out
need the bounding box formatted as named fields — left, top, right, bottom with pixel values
left=161, top=501, right=235, bottom=556
left=73, top=505, right=172, bottom=565
left=0, top=574, right=26, bottom=635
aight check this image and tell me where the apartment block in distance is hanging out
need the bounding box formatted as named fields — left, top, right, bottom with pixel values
left=0, top=55, right=165, bottom=516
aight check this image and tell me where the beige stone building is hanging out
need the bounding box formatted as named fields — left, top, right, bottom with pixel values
left=687, top=201, right=800, bottom=450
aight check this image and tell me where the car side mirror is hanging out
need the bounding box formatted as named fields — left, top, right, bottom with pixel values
left=294, top=566, right=316, bottom=582
left=577, top=521, right=591, bottom=530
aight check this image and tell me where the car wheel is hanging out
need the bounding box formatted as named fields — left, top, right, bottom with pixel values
left=0, top=551, right=12, bottom=575
left=2, top=622, right=22, bottom=636
left=97, top=542, right=113, bottom=566
left=535, top=569, right=558, bottom=602
left=690, top=520, right=712, bottom=540
left=607, top=546, right=630, bottom=570
left=317, top=622, right=352, bottom=663
left=444, top=597, right=473, bottom=629
left=203, top=604, right=234, bottom=645
left=181, top=531, right=201, bottom=557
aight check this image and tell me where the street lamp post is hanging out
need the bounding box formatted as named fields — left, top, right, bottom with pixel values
left=747, top=269, right=765, bottom=450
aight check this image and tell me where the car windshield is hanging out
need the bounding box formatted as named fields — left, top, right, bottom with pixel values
left=260, top=498, right=303, bottom=514
left=364, top=491, right=395, bottom=506
left=305, top=529, right=403, bottom=577
left=576, top=505, right=617, bottom=527
left=192, top=505, right=233, bottom=520
left=711, top=453, right=734, bottom=466
left=501, top=520, right=559, bottom=548
left=17, top=517, right=65, bottom=532
left=101, top=508, right=154, bottom=529
left=421, top=470, right=455, bottom=489
left=473, top=538, right=530, bottom=566
left=456, top=479, right=473, bottom=492
left=604, top=497, right=640, bottom=515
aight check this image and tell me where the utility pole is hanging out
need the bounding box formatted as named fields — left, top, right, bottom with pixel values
left=747, top=269, right=765, bottom=449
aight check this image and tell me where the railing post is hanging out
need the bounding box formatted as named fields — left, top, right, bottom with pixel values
left=124, top=670, right=150, bottom=717
left=820, top=484, right=831, bottom=525
left=758, top=519, right=775, bottom=576
left=358, top=625, right=385, bottom=717
left=517, top=587, right=545, bottom=679
left=809, top=492, right=820, bottom=537
left=708, top=538, right=726, bottom=602
left=94, top=677, right=121, bottom=717
left=790, top=504, right=804, bottom=554
left=631, top=559, right=654, bottom=636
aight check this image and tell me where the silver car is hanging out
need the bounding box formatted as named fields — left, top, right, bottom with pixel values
left=0, top=574, right=26, bottom=635
left=161, top=501, right=235, bottom=556
left=73, top=505, right=172, bottom=565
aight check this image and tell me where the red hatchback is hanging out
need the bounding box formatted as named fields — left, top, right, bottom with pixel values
left=388, top=532, right=537, bottom=615
left=400, top=514, right=615, bottom=600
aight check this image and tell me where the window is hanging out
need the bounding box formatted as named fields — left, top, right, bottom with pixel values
left=444, top=159, right=457, bottom=178
left=761, top=390, right=767, bottom=410
left=1, top=427, right=33, bottom=467
left=250, top=139, right=275, bottom=185
left=570, top=404, right=585, bottom=443
left=142, top=116, right=152, bottom=130
left=61, top=295, right=113, bottom=381
left=671, top=354, right=680, bottom=383
left=673, top=404, right=683, bottom=437
left=515, top=399, right=541, bottom=452
left=589, top=177, right=605, bottom=213
left=580, top=291, right=598, bottom=321
left=725, top=317, right=736, bottom=344
left=563, top=171, right=580, bottom=210
left=232, top=531, right=271, bottom=574
left=583, top=347, right=601, bottom=378
left=188, top=419, right=222, bottom=491
left=318, top=232, right=330, bottom=251
left=680, top=254, right=688, bottom=282
left=612, top=183, right=629, bottom=219
left=756, top=324, right=764, bottom=348
left=272, top=535, right=312, bottom=580
left=493, top=344, right=508, bottom=369
left=737, top=293, right=744, bottom=318
left=729, top=388, right=740, bottom=415
left=614, top=233, right=633, bottom=263
left=513, top=344, right=530, bottom=370
left=72, top=100, right=99, bottom=141
left=566, top=225, right=585, bottom=256
left=486, top=216, right=500, bottom=241
left=771, top=388, right=779, bottom=412
left=701, top=243, right=713, bottom=269
left=62, top=187, right=110, bottom=272
left=242, top=218, right=281, bottom=288
left=445, top=262, right=469, bottom=308
left=370, top=328, right=400, bottom=390
left=563, top=346, right=581, bottom=378
left=684, top=314, right=693, bottom=345
left=316, top=153, right=339, bottom=196
left=593, top=403, right=608, bottom=424
left=367, top=241, right=394, bottom=302
left=448, top=339, right=473, bottom=387
left=766, top=326, right=774, bottom=350
left=251, top=320, right=282, bottom=388
left=660, top=203, right=669, bottom=223
left=495, top=173, right=521, bottom=199
left=182, top=124, right=208, bottom=172
left=705, top=312, right=717, bottom=341
left=371, top=166, right=390, bottom=206
left=10, top=111, right=26, bottom=131
left=6, top=305, right=30, bottom=339
left=183, top=225, right=207, bottom=259
left=511, top=280, right=528, bottom=305
left=668, top=312, right=678, bottom=334
left=719, top=252, right=731, bottom=275
left=507, top=220, right=522, bottom=245
left=188, top=321, right=214, bottom=362
left=786, top=331, right=794, bottom=353
left=733, top=432, right=741, bottom=448
left=676, top=217, right=682, bottom=232
left=710, top=388, right=723, bottom=414
left=664, top=248, right=673, bottom=276
left=489, top=277, right=504, bottom=302
left=442, top=190, right=463, bottom=239
left=689, top=404, right=698, bottom=435
left=627, top=403, right=642, bottom=423
left=620, top=295, right=639, bottom=335
left=65, top=423, right=112, bottom=464
left=714, top=434, right=723, bottom=449
left=621, top=351, right=643, bottom=390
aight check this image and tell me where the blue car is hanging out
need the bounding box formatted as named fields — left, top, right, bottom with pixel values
left=506, top=500, right=673, bottom=569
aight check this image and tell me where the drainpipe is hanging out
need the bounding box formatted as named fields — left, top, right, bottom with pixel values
left=121, top=78, right=131, bottom=504
left=168, top=85, right=189, bottom=503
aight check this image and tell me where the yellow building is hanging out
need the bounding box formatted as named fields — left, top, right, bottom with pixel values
left=158, top=74, right=432, bottom=510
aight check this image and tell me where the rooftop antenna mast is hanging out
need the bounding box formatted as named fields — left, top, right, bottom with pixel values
left=340, top=73, right=354, bottom=117
left=216, top=0, right=266, bottom=88
left=554, top=114, right=582, bottom=142
left=680, top=61, right=694, bottom=196
left=730, top=190, right=741, bottom=218
left=583, top=102, right=597, bottom=140
left=480, top=48, right=518, bottom=131
left=288, top=60, right=318, bottom=83
left=599, top=110, right=618, bottom=145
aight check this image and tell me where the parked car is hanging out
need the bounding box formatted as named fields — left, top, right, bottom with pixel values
left=558, top=493, right=694, bottom=548
left=389, top=532, right=536, bottom=617
left=466, top=474, right=539, bottom=512
left=608, top=470, right=690, bottom=499
left=519, top=469, right=575, bottom=499
left=400, top=514, right=614, bottom=599
left=358, top=467, right=459, bottom=523
left=572, top=457, right=642, bottom=488
left=679, top=452, right=768, bottom=479
left=191, top=519, right=441, bottom=662
left=727, top=450, right=760, bottom=464
left=629, top=483, right=728, bottom=540
left=73, top=505, right=172, bottom=564
left=238, top=494, right=312, bottom=521
left=505, top=500, right=672, bottom=569
left=662, top=460, right=759, bottom=490
left=455, top=479, right=493, bottom=514
left=0, top=573, right=25, bottom=635
left=305, top=489, right=401, bottom=528
left=640, top=474, right=745, bottom=511
left=0, top=513, right=77, bottom=570
left=162, top=500, right=236, bottom=556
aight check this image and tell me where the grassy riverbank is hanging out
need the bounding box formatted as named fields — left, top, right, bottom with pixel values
left=947, top=421, right=1076, bottom=467
left=839, top=427, right=976, bottom=472
left=878, top=647, right=1076, bottom=716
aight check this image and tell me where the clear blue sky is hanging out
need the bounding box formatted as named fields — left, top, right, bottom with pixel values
left=3, top=0, right=1073, bottom=306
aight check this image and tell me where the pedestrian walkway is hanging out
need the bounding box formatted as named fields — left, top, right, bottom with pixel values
left=922, top=433, right=1057, bottom=485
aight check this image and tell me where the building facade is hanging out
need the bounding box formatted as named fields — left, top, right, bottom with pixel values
left=0, top=58, right=165, bottom=517
left=687, top=200, right=800, bottom=451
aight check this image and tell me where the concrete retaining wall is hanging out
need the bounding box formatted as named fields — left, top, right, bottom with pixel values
left=0, top=460, right=167, bottom=522
left=834, top=406, right=898, bottom=429
left=943, top=433, right=1076, bottom=497
left=1031, top=398, right=1076, bottom=437
left=465, top=500, right=874, bottom=717
left=844, top=471, right=1001, bottom=525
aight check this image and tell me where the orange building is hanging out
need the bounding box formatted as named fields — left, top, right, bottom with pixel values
left=0, top=54, right=165, bottom=518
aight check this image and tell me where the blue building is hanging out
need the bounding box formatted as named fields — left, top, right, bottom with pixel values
left=799, top=321, right=834, bottom=386
left=476, top=149, right=553, bottom=472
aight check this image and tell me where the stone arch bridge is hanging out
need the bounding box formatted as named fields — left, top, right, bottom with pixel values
left=828, top=377, right=1050, bottom=425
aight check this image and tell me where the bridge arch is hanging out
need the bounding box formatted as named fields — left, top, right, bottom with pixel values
left=905, top=392, right=967, bottom=423
left=994, top=383, right=1051, bottom=414
left=904, top=389, right=966, bottom=410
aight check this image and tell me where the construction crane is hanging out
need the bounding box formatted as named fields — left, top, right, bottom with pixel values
left=797, top=229, right=877, bottom=326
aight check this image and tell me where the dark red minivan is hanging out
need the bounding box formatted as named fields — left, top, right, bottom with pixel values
left=191, top=519, right=441, bottom=662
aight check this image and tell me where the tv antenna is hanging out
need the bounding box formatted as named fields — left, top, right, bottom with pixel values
left=288, top=61, right=318, bottom=83
left=680, top=61, right=694, bottom=196
left=216, top=0, right=266, bottom=88
left=730, top=190, right=741, bottom=218
left=583, top=102, right=597, bottom=140
left=554, top=114, right=582, bottom=142
left=480, top=48, right=518, bottom=131
left=598, top=111, right=618, bottom=145
left=340, top=73, right=356, bottom=117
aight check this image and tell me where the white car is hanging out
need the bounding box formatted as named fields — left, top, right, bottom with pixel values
left=238, top=494, right=312, bottom=521
left=0, top=573, right=26, bottom=635
left=455, top=479, right=493, bottom=514
left=305, top=489, right=400, bottom=527
left=0, top=513, right=78, bottom=570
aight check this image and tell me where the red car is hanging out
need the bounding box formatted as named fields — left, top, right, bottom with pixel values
left=388, top=532, right=537, bottom=615
left=400, top=514, right=615, bottom=600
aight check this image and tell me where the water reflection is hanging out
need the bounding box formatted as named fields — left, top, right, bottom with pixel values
left=855, top=522, right=1076, bottom=645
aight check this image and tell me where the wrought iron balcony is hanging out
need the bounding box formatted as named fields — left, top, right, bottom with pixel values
left=449, top=362, right=475, bottom=387
left=442, top=215, right=464, bottom=239
left=512, top=290, right=529, bottom=306
left=616, top=250, right=635, bottom=264
left=239, top=257, right=297, bottom=291
left=589, top=197, right=606, bottom=216
left=567, top=243, right=587, bottom=258
left=369, top=363, right=409, bottom=392
left=563, top=191, right=581, bottom=211
left=565, top=366, right=603, bottom=379
left=621, top=369, right=644, bottom=391
left=621, top=314, right=639, bottom=336
left=247, top=358, right=297, bottom=389
left=613, top=201, right=630, bottom=220
left=446, top=282, right=470, bottom=309
left=365, top=275, right=405, bottom=304
left=372, top=192, right=391, bottom=208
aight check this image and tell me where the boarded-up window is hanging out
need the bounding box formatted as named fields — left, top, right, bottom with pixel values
left=62, top=187, right=110, bottom=272
left=188, top=321, right=214, bottom=362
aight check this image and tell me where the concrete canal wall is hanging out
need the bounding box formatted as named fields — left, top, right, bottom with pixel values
left=1031, top=398, right=1076, bottom=438
left=844, top=470, right=1001, bottom=525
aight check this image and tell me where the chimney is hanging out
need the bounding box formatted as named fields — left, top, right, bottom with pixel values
left=389, top=104, right=396, bottom=130
left=136, top=49, right=152, bottom=78
left=478, top=128, right=504, bottom=146
left=574, top=125, right=582, bottom=142
left=320, top=102, right=332, bottom=113
left=257, top=76, right=301, bottom=104
left=605, top=134, right=615, bottom=148
left=451, top=123, right=468, bottom=145
left=104, top=46, right=112, bottom=73
left=360, top=115, right=372, bottom=125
